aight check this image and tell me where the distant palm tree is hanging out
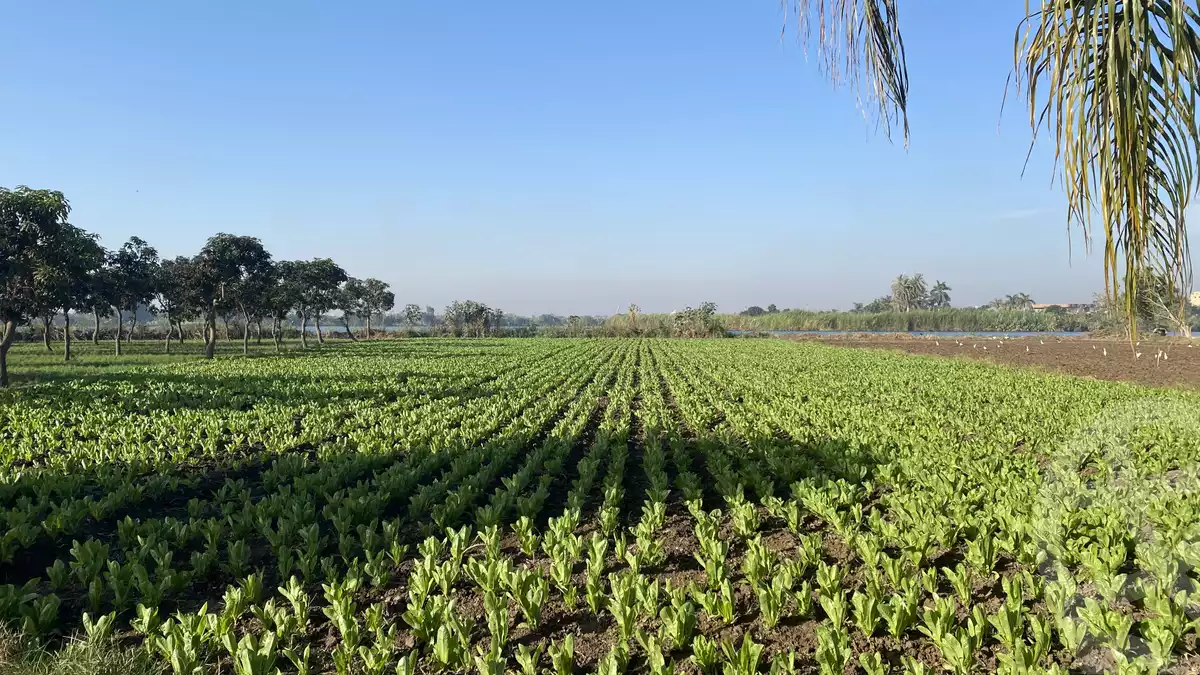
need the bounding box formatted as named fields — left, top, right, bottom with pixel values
left=929, top=281, right=952, bottom=309
left=783, top=0, right=1199, bottom=332
left=1003, top=293, right=1035, bottom=311
left=891, top=273, right=928, bottom=311
left=907, top=274, right=928, bottom=309
left=891, top=275, right=914, bottom=312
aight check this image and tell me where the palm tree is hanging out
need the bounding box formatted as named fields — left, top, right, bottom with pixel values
left=929, top=281, right=952, bottom=309
left=906, top=273, right=928, bottom=309
left=785, top=0, right=1199, bottom=333
left=1001, top=293, right=1035, bottom=310
left=891, top=274, right=914, bottom=312
left=891, top=273, right=928, bottom=311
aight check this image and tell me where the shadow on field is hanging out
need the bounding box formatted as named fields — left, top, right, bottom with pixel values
left=0, top=385, right=876, bottom=660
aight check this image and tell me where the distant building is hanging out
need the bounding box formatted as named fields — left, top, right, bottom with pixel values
left=1191, top=291, right=1200, bottom=307
left=1031, top=303, right=1093, bottom=314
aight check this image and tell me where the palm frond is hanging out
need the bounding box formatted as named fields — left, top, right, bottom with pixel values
left=783, top=0, right=910, bottom=144
left=1016, top=0, right=1200, bottom=334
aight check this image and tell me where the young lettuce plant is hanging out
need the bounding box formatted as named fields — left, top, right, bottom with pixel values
left=283, top=645, right=312, bottom=675
left=509, top=567, right=549, bottom=630
left=659, top=594, right=697, bottom=648
left=322, top=581, right=361, bottom=651
left=232, top=632, right=279, bottom=675
left=636, top=630, right=675, bottom=675
left=851, top=584, right=883, bottom=637
left=691, top=635, right=719, bottom=675
left=720, top=633, right=764, bottom=675
left=515, top=643, right=545, bottom=675
left=814, top=625, right=851, bottom=675
left=918, top=595, right=958, bottom=646
left=431, top=611, right=469, bottom=672
left=548, top=634, right=575, bottom=675
left=597, top=644, right=629, bottom=675
left=942, top=564, right=974, bottom=606
left=818, top=589, right=848, bottom=628
left=609, top=572, right=641, bottom=644
left=769, top=649, right=797, bottom=675
left=879, top=588, right=919, bottom=640
left=513, top=517, right=540, bottom=558
left=741, top=536, right=776, bottom=590
left=756, top=575, right=788, bottom=629
left=467, top=556, right=513, bottom=596
left=473, top=644, right=506, bottom=675
left=358, top=642, right=392, bottom=675
left=82, top=611, right=116, bottom=643
left=859, top=652, right=886, bottom=675
left=483, top=591, right=509, bottom=651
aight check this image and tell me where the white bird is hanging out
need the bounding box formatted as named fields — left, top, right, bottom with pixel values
left=1103, top=348, right=1108, bottom=356
left=936, top=341, right=940, bottom=346
left=1136, top=352, right=1142, bottom=359
left=1026, top=346, right=1030, bottom=353
left=1040, top=340, right=1045, bottom=345
left=1093, top=345, right=1097, bottom=350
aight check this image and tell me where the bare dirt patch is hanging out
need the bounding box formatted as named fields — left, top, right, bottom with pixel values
left=785, top=334, right=1200, bottom=389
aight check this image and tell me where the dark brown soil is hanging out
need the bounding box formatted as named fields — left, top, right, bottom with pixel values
left=785, top=334, right=1200, bottom=389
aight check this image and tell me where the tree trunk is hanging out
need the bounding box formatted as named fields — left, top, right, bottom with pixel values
left=42, top=315, right=53, bottom=351
left=242, top=310, right=251, bottom=355
left=300, top=313, right=309, bottom=349
left=256, top=320, right=264, bottom=345
left=205, top=310, right=217, bottom=359
left=176, top=320, right=185, bottom=343
left=272, top=318, right=282, bottom=352
left=113, top=308, right=122, bottom=356
left=0, top=319, right=12, bottom=388
left=92, top=309, right=101, bottom=344
left=128, top=312, right=136, bottom=342
left=342, top=316, right=357, bottom=341
left=365, top=314, right=372, bottom=340
left=315, top=315, right=324, bottom=344
left=164, top=320, right=172, bottom=354
left=64, top=311, right=71, bottom=361
left=222, top=316, right=230, bottom=342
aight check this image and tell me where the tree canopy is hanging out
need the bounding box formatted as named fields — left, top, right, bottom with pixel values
left=0, top=190, right=423, bottom=384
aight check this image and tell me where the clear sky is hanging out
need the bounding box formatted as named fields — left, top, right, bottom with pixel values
left=3, top=2, right=1195, bottom=315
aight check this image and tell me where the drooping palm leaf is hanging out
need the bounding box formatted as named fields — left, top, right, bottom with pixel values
left=783, top=0, right=910, bottom=144
left=1016, top=0, right=1200, bottom=334
left=786, top=1, right=1199, bottom=336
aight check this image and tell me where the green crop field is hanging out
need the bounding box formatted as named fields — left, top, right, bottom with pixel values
left=1, top=339, right=1198, bottom=675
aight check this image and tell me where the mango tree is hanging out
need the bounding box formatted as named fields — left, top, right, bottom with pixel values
left=0, top=187, right=74, bottom=386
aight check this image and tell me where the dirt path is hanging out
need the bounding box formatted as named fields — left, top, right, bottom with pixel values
left=786, top=334, right=1200, bottom=389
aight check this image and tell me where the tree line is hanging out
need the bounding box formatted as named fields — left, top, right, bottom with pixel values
left=1, top=187, right=403, bottom=386
left=848, top=274, right=954, bottom=313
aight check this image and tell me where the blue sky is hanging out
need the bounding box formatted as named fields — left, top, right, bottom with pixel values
left=3, top=2, right=1192, bottom=315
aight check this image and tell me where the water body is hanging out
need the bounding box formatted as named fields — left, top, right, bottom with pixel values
left=729, top=330, right=1089, bottom=338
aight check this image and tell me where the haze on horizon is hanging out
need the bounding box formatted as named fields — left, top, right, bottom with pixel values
left=3, top=2, right=1197, bottom=317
